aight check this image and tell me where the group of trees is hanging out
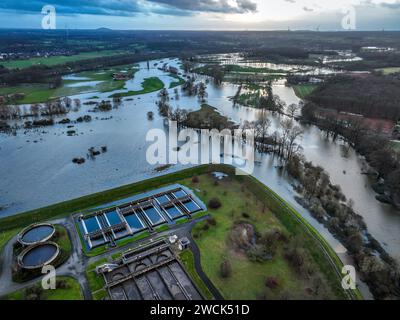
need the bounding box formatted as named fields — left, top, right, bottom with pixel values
left=0, top=97, right=81, bottom=121
left=308, top=74, right=400, bottom=121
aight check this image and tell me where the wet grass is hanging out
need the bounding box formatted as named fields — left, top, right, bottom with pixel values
left=184, top=104, right=237, bottom=130
left=0, top=65, right=139, bottom=104
left=376, top=67, right=400, bottom=75
left=86, top=258, right=108, bottom=298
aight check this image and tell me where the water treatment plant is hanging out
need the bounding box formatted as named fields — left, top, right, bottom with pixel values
left=0, top=167, right=364, bottom=301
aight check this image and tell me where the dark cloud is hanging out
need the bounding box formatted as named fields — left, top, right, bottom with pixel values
left=147, top=0, right=257, bottom=14
left=0, top=0, right=257, bottom=17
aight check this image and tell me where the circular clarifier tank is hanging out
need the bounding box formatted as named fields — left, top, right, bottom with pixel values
left=18, top=223, right=55, bottom=246
left=18, top=242, right=59, bottom=270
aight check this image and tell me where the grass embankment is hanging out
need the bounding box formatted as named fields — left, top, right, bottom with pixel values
left=0, top=164, right=358, bottom=299
left=179, top=250, right=214, bottom=299
left=1, top=50, right=127, bottom=69
left=181, top=174, right=352, bottom=300
left=0, top=65, right=139, bottom=104
left=375, top=67, right=400, bottom=75
left=184, top=104, right=237, bottom=131
left=293, top=84, right=318, bottom=99
left=2, top=276, right=83, bottom=300
left=110, top=77, right=164, bottom=98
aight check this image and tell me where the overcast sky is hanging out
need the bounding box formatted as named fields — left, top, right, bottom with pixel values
left=0, top=0, right=399, bottom=30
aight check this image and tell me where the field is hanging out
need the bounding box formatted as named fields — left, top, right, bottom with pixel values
left=0, top=50, right=128, bottom=69
left=0, top=65, right=139, bottom=104
left=293, top=84, right=318, bottom=99
left=181, top=174, right=347, bottom=300
left=2, top=276, right=83, bottom=300
left=375, top=67, right=400, bottom=75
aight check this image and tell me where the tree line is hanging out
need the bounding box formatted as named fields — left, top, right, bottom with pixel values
left=308, top=74, right=400, bottom=121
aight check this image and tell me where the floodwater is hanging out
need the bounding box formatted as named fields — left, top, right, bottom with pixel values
left=1, top=56, right=399, bottom=297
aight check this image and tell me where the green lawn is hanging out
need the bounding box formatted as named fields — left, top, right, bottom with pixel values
left=0, top=228, right=19, bottom=253
left=293, top=84, right=318, bottom=99
left=169, top=74, right=185, bottom=89
left=181, top=174, right=349, bottom=300
left=110, top=77, right=164, bottom=98
left=225, top=65, right=287, bottom=74
left=1, top=50, right=128, bottom=69
left=376, top=67, right=400, bottom=75
left=3, top=276, right=83, bottom=300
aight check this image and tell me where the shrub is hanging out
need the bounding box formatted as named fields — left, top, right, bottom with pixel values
left=208, top=198, right=222, bottom=209
left=192, top=175, right=199, bottom=183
